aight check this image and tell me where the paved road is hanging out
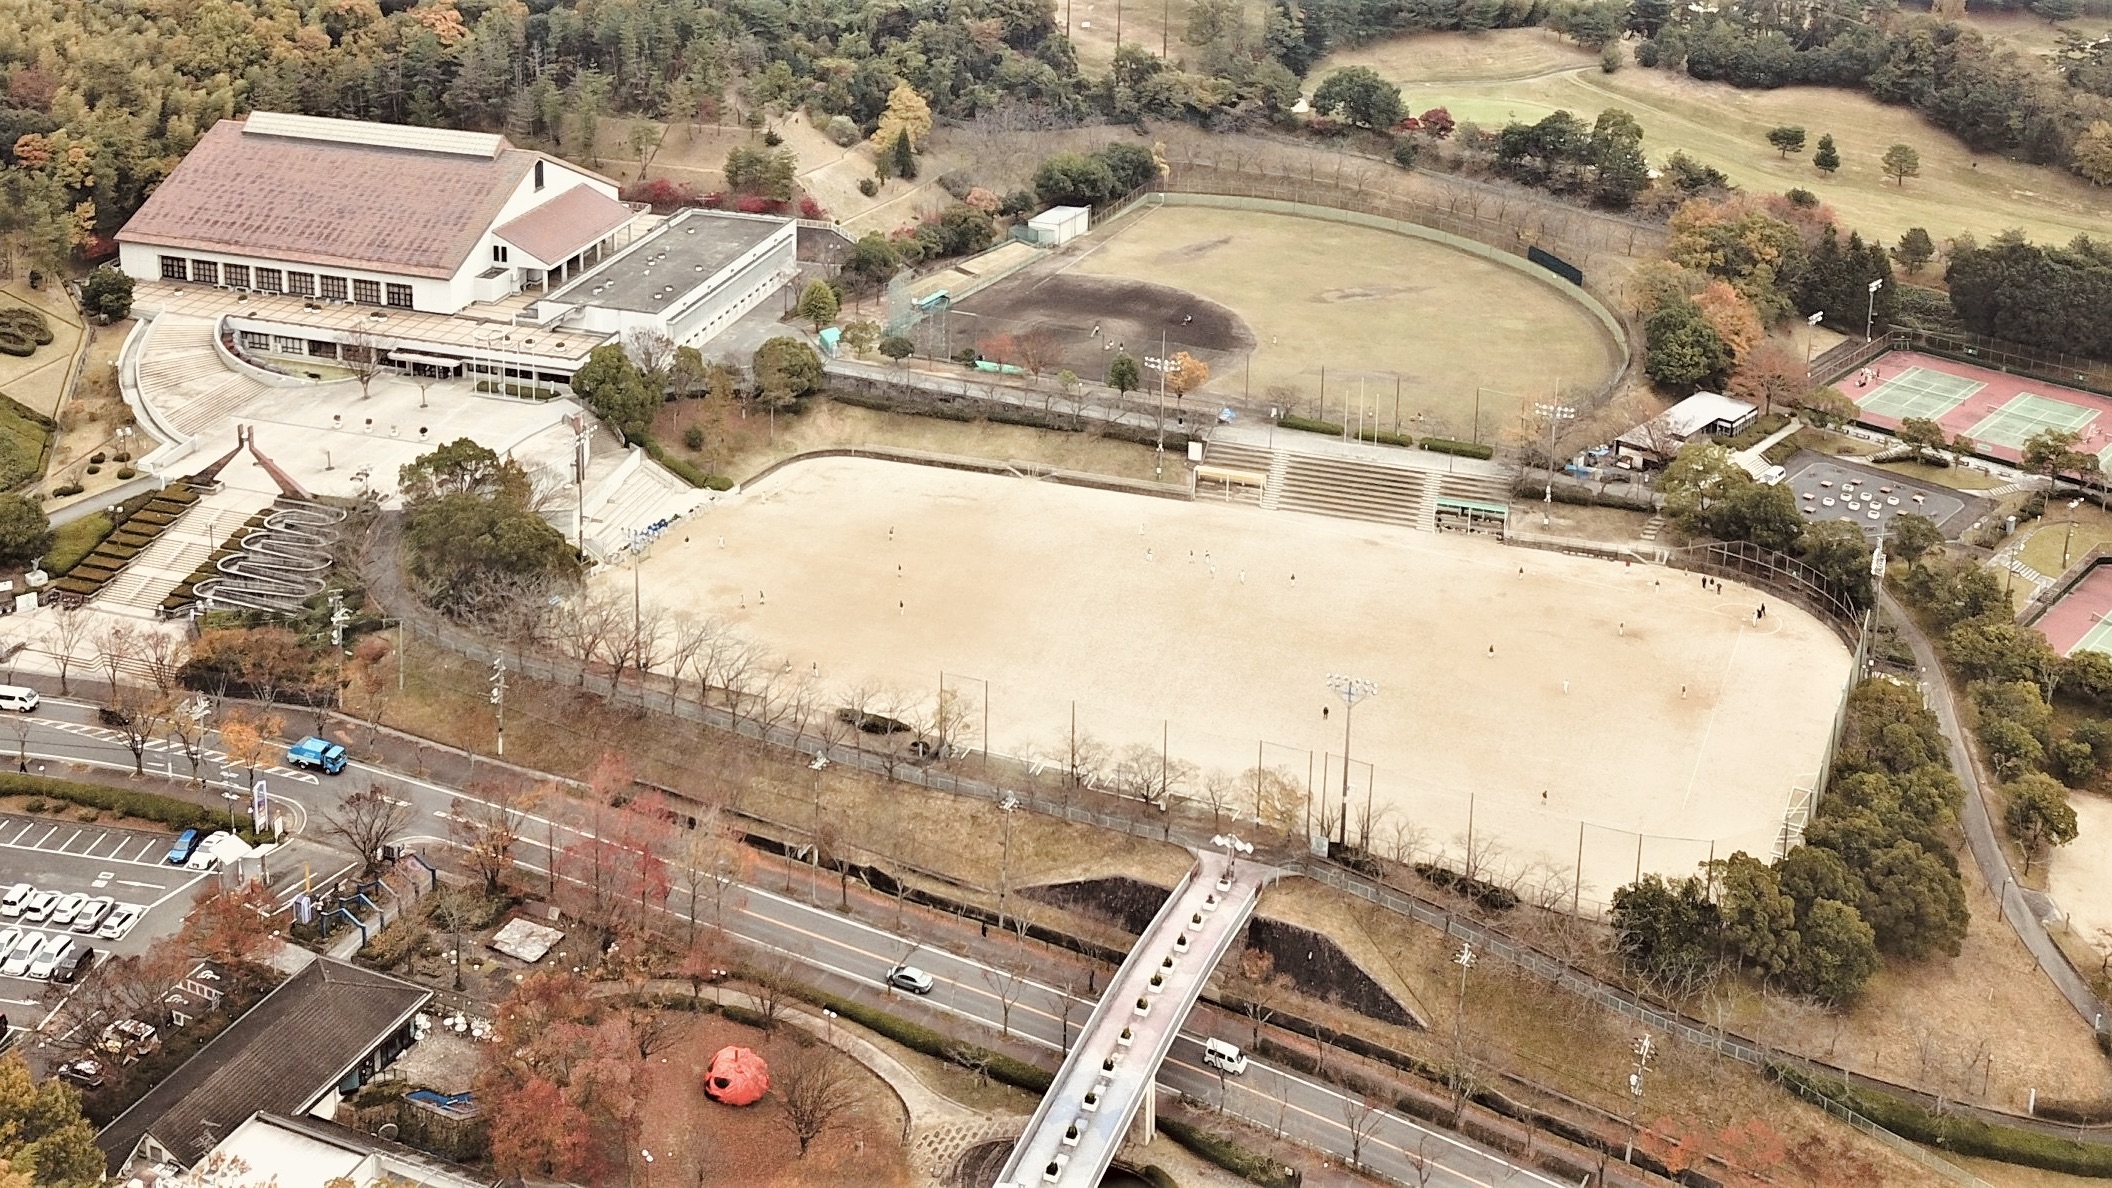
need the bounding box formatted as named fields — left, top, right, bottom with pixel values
left=5, top=696, right=1568, bottom=1187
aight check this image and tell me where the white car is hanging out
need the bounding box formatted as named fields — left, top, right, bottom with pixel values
left=0, top=884, right=29, bottom=918
left=0, top=929, right=21, bottom=966
left=20, top=892, right=57, bottom=923
left=97, top=906, right=140, bottom=940
left=28, top=939, right=71, bottom=980
left=49, top=893, right=87, bottom=928
left=3, top=935, right=47, bottom=977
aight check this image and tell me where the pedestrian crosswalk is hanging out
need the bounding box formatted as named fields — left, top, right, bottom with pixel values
left=38, top=719, right=318, bottom=786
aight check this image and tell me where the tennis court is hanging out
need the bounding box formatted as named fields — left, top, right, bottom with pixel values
left=1841, top=351, right=2112, bottom=466
left=1967, top=393, right=2101, bottom=451
left=1856, top=367, right=1982, bottom=421
left=2036, top=563, right=2112, bottom=658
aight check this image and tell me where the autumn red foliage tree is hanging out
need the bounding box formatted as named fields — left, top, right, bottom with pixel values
left=181, top=880, right=278, bottom=967
left=487, top=1075, right=595, bottom=1179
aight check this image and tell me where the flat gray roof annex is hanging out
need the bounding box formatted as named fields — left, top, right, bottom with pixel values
left=553, top=211, right=781, bottom=314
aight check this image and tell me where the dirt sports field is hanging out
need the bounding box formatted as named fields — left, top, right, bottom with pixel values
left=953, top=205, right=1621, bottom=440
left=625, top=457, right=1851, bottom=906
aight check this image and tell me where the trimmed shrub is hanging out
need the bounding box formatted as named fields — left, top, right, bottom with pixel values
left=50, top=482, right=83, bottom=498
left=1278, top=415, right=1343, bottom=437
left=640, top=435, right=713, bottom=489
left=1155, top=1117, right=1297, bottom=1188
left=1776, top=1068, right=2112, bottom=1175
left=1420, top=437, right=1496, bottom=460
left=786, top=985, right=1054, bottom=1093
left=858, top=177, right=880, bottom=198
left=1353, top=427, right=1415, bottom=448
left=0, top=774, right=218, bottom=831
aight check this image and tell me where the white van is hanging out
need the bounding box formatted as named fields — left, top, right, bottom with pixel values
left=0, top=687, right=37, bottom=713
left=0, top=885, right=28, bottom=918
left=1202, top=1038, right=1247, bottom=1076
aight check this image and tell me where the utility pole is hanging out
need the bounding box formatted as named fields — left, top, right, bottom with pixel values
left=489, top=656, right=507, bottom=758
left=1620, top=1034, right=1655, bottom=1178
left=1451, top=942, right=1475, bottom=1121
left=1324, top=674, right=1377, bottom=849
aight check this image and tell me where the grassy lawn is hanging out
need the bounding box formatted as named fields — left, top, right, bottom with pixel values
left=0, top=394, right=52, bottom=491
left=653, top=396, right=1177, bottom=487
left=1071, top=205, right=1621, bottom=437
left=0, top=283, right=81, bottom=419
left=1870, top=458, right=2003, bottom=491
left=1321, top=29, right=2112, bottom=246
left=2019, top=518, right=2112, bottom=576
left=43, top=512, right=111, bottom=574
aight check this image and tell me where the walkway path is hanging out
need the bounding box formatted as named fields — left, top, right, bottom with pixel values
left=1731, top=417, right=1801, bottom=478
left=1879, top=585, right=2107, bottom=1032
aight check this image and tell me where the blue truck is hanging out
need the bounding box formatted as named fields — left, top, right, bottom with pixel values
left=286, top=737, right=348, bottom=775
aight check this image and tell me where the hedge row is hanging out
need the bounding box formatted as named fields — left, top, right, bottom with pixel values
left=639, top=434, right=732, bottom=490
left=782, top=983, right=1054, bottom=1094
left=1353, top=427, right=1416, bottom=448
left=1420, top=437, right=1496, bottom=460
left=1277, top=415, right=1343, bottom=437
left=0, top=773, right=216, bottom=831
left=1776, top=1067, right=2112, bottom=1175
left=1154, top=1116, right=1297, bottom=1188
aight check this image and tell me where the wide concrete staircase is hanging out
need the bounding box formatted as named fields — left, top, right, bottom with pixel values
left=133, top=315, right=277, bottom=438
left=96, top=486, right=278, bottom=618
left=508, top=418, right=713, bottom=562
left=1204, top=435, right=1513, bottom=531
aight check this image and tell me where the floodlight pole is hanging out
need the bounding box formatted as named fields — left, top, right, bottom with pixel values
left=1324, top=674, right=1377, bottom=849
left=1865, top=278, right=1884, bottom=343
left=1805, top=310, right=1825, bottom=378
left=1534, top=402, right=1576, bottom=503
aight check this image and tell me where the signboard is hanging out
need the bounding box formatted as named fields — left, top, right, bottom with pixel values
left=251, top=780, right=268, bottom=831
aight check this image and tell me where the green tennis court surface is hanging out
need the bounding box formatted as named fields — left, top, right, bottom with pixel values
left=1857, top=367, right=1982, bottom=420
left=1966, top=393, right=2100, bottom=451
left=2070, top=615, right=2112, bottom=659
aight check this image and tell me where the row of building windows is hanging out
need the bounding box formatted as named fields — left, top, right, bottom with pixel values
left=159, top=256, right=413, bottom=310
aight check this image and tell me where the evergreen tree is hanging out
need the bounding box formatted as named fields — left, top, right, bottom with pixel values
left=1881, top=142, right=1921, bottom=185
left=1891, top=227, right=1936, bottom=274
left=794, top=280, right=839, bottom=331
left=1766, top=125, right=1807, bottom=157
left=1107, top=352, right=1142, bottom=394
left=892, top=130, right=918, bottom=181
left=1813, top=133, right=1840, bottom=173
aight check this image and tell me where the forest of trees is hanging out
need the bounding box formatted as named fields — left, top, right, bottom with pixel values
left=1945, top=231, right=2112, bottom=359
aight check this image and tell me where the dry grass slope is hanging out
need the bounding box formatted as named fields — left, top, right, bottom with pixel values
left=1322, top=29, right=2112, bottom=246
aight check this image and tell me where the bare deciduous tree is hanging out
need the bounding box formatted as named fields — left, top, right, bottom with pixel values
left=983, top=959, right=1031, bottom=1040
left=323, top=781, right=416, bottom=873
left=47, top=598, right=90, bottom=695
left=449, top=782, right=540, bottom=895
left=1342, top=1092, right=1383, bottom=1170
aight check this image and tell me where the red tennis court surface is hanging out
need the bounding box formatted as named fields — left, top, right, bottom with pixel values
left=2037, top=563, right=2112, bottom=657
left=1838, top=351, right=2112, bottom=465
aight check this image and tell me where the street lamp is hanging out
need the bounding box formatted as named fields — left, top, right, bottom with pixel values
left=1865, top=278, right=1884, bottom=343
left=1324, top=674, right=1377, bottom=849
left=1533, top=402, right=1576, bottom=503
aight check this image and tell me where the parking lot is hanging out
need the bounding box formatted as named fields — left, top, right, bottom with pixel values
left=1783, top=454, right=1972, bottom=538
left=0, top=814, right=217, bottom=1035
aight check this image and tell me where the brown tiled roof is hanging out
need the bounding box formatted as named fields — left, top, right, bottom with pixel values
left=96, top=957, right=430, bottom=1172
left=496, top=184, right=634, bottom=265
left=116, top=117, right=538, bottom=279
